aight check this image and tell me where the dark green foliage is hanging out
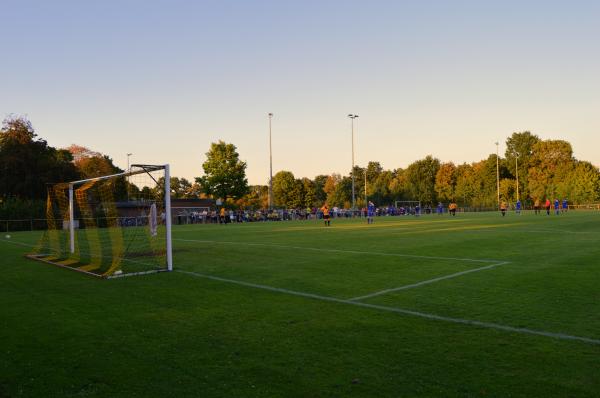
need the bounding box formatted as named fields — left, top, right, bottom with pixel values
left=0, top=116, right=79, bottom=200
left=197, top=140, right=249, bottom=200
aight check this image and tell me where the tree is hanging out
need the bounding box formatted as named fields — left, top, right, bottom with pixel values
left=237, top=185, right=268, bottom=209
left=75, top=155, right=121, bottom=179
left=435, top=162, right=457, bottom=203
left=389, top=169, right=408, bottom=201
left=301, top=177, right=316, bottom=208
left=563, top=161, right=600, bottom=204
left=323, top=174, right=341, bottom=201
left=366, top=161, right=383, bottom=182
left=0, top=116, right=79, bottom=200
left=272, top=171, right=304, bottom=208
left=454, top=163, right=477, bottom=206
left=197, top=141, right=249, bottom=200
left=313, top=175, right=328, bottom=204
left=405, top=156, right=440, bottom=204
left=505, top=131, right=540, bottom=200
left=528, top=140, right=574, bottom=200
left=328, top=176, right=353, bottom=208
left=370, top=170, right=393, bottom=205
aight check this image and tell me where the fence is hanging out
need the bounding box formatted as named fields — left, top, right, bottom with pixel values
left=3, top=203, right=599, bottom=231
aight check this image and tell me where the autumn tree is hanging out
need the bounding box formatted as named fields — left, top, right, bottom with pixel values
left=435, top=162, right=457, bottom=203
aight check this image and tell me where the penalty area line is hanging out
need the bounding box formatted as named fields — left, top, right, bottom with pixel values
left=348, top=262, right=510, bottom=301
left=176, top=269, right=600, bottom=347
left=173, top=238, right=503, bottom=264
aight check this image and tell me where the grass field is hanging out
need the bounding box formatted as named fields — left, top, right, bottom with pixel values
left=1, top=211, right=600, bottom=397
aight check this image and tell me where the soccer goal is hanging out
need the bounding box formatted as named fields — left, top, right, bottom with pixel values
left=395, top=201, right=421, bottom=209
left=29, top=164, right=173, bottom=278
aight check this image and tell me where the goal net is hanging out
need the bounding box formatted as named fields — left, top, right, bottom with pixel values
left=395, top=201, right=421, bottom=208
left=29, top=164, right=173, bottom=278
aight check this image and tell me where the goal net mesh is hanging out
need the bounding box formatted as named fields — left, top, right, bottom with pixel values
left=30, top=165, right=170, bottom=278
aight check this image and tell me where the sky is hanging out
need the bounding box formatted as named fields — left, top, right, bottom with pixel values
left=1, top=0, right=599, bottom=184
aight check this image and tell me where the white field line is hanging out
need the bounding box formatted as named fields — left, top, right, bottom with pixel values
left=518, top=229, right=597, bottom=235
left=348, top=262, right=510, bottom=301
left=176, top=270, right=600, bottom=346
left=173, top=238, right=503, bottom=264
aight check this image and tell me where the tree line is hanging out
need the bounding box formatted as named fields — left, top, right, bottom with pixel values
left=2, top=115, right=599, bottom=219
left=201, top=133, right=600, bottom=210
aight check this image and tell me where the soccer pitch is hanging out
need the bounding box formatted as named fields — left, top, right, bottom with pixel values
left=2, top=212, right=600, bottom=397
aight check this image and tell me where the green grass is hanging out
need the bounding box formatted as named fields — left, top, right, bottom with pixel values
left=1, top=211, right=600, bottom=397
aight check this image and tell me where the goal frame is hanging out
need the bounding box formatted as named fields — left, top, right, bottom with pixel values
left=395, top=200, right=421, bottom=209
left=62, top=163, right=173, bottom=275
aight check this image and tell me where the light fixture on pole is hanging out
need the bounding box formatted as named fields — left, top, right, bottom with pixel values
left=126, top=153, right=133, bottom=171
left=348, top=114, right=359, bottom=213
left=495, top=142, right=500, bottom=209
left=268, top=113, right=274, bottom=210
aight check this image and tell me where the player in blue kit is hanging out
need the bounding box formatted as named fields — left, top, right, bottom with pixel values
left=562, top=198, right=568, bottom=213
left=516, top=200, right=522, bottom=215
left=437, top=202, right=443, bottom=215
left=367, top=201, right=375, bottom=224
left=554, top=199, right=560, bottom=215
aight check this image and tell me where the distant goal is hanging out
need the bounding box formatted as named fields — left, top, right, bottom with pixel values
left=29, top=164, right=173, bottom=278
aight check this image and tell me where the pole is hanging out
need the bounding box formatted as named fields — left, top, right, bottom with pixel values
left=268, top=113, right=273, bottom=210
left=351, top=117, right=355, bottom=212
left=515, top=153, right=520, bottom=202
left=165, top=164, right=173, bottom=271
left=69, top=184, right=75, bottom=254
left=348, top=114, right=359, bottom=213
left=126, top=153, right=132, bottom=201
left=495, top=142, right=500, bottom=209
left=364, top=170, right=367, bottom=204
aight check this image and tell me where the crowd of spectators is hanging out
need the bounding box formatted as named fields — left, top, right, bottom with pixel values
left=173, top=204, right=440, bottom=224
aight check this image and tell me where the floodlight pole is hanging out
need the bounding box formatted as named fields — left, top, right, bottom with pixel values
left=515, top=152, right=520, bottom=202
left=495, top=142, right=500, bottom=209
left=268, top=113, right=273, bottom=210
left=348, top=114, right=359, bottom=213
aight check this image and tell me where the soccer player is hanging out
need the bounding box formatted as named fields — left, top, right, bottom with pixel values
left=534, top=198, right=541, bottom=215
left=545, top=199, right=551, bottom=215
left=219, top=207, right=226, bottom=224
left=437, top=202, right=443, bottom=215
left=449, top=202, right=457, bottom=216
left=321, top=204, right=331, bottom=226
left=515, top=199, right=522, bottom=215
left=554, top=198, right=560, bottom=215
left=367, top=201, right=375, bottom=224
left=414, top=203, right=421, bottom=217
left=500, top=201, right=507, bottom=217
left=562, top=198, right=568, bottom=213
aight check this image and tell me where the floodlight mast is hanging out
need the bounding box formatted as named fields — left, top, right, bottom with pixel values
left=348, top=114, right=359, bottom=213
left=495, top=142, right=500, bottom=209
left=515, top=151, right=520, bottom=202
left=268, top=113, right=273, bottom=210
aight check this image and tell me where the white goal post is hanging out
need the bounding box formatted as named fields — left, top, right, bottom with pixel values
left=30, top=164, right=172, bottom=278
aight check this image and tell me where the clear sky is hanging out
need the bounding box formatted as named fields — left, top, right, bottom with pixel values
left=2, top=1, right=599, bottom=184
